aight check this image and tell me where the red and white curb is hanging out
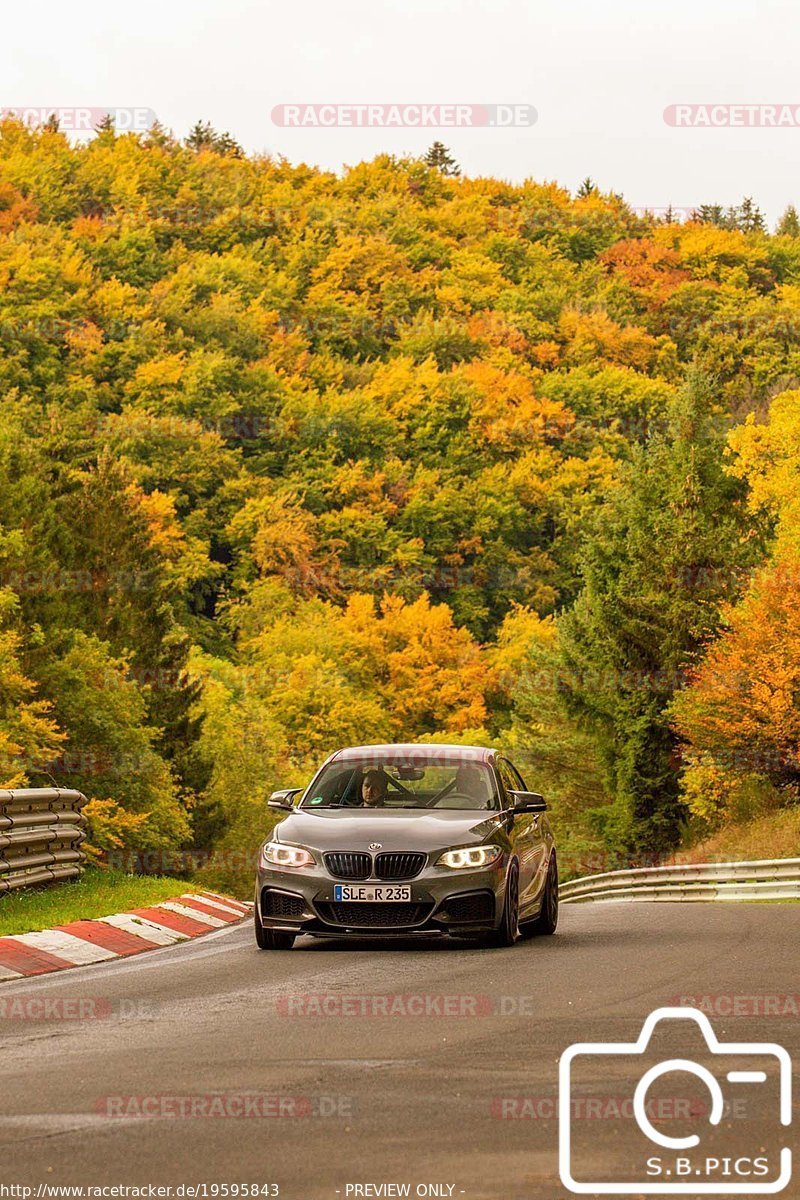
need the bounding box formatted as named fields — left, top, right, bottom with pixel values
left=0, top=890, right=252, bottom=979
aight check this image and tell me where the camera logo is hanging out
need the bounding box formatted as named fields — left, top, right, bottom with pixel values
left=559, top=1007, right=792, bottom=1194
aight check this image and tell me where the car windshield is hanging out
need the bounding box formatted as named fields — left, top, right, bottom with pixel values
left=300, top=755, right=499, bottom=811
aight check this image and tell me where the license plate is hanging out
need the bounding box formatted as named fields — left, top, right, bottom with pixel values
left=333, top=884, right=411, bottom=902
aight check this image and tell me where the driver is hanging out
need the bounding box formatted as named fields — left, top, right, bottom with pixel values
left=453, top=765, right=488, bottom=806
left=361, top=768, right=389, bottom=807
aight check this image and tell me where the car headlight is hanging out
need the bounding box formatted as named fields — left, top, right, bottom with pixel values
left=261, top=842, right=315, bottom=869
left=435, top=845, right=503, bottom=869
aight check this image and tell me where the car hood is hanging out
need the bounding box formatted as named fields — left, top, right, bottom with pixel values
left=270, top=807, right=503, bottom=852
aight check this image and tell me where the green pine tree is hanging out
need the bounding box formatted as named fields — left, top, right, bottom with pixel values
left=94, top=112, right=116, bottom=136
left=144, top=120, right=176, bottom=149
left=776, top=204, right=800, bottom=236
left=694, top=204, right=726, bottom=226
left=736, top=196, right=766, bottom=233
left=558, top=371, right=765, bottom=859
left=185, top=120, right=243, bottom=157
left=424, top=141, right=460, bottom=176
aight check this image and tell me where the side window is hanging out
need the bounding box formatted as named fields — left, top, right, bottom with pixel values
left=509, top=761, right=527, bottom=791
left=496, top=759, right=519, bottom=803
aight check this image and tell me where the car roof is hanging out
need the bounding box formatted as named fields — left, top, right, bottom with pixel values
left=328, top=743, right=498, bottom=765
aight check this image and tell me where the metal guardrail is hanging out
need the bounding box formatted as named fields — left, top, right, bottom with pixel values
left=0, top=788, right=88, bottom=893
left=559, top=858, right=800, bottom=904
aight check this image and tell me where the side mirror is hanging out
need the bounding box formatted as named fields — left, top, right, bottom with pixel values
left=268, top=788, right=302, bottom=811
left=510, top=790, right=547, bottom=813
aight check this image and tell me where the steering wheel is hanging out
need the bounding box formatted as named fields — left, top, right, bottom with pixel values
left=432, top=791, right=484, bottom=809
left=425, top=780, right=455, bottom=807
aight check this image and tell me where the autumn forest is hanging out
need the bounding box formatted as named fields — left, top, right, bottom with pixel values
left=0, top=117, right=798, bottom=891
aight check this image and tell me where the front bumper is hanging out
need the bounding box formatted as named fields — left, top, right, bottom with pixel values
left=254, top=858, right=507, bottom=937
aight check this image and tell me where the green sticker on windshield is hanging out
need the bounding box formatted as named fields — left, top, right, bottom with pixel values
left=308, top=795, right=324, bottom=805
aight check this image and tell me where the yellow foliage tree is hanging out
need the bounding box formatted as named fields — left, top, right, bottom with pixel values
left=672, top=388, right=800, bottom=820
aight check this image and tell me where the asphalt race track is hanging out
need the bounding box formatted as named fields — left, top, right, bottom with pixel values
left=1, top=904, right=798, bottom=1199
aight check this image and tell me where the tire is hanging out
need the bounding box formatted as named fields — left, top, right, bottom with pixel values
left=486, top=862, right=520, bottom=948
left=522, top=853, right=559, bottom=937
left=254, top=909, right=296, bottom=950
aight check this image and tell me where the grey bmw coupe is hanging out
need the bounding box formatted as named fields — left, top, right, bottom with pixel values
left=253, top=744, right=558, bottom=949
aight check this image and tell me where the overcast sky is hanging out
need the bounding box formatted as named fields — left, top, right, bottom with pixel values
left=3, top=0, right=799, bottom=223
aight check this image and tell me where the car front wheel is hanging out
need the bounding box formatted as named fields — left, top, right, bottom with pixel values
left=486, top=861, right=520, bottom=948
left=522, top=853, right=559, bottom=937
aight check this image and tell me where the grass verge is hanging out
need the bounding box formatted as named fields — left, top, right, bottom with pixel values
left=673, top=806, right=800, bottom=865
left=0, top=867, right=200, bottom=937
